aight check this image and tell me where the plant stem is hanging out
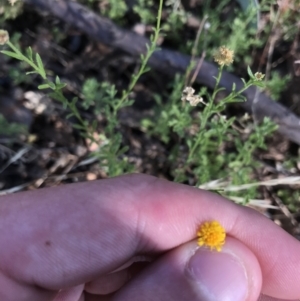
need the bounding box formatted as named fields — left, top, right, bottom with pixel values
left=187, top=65, right=224, bottom=162
left=115, top=0, right=164, bottom=111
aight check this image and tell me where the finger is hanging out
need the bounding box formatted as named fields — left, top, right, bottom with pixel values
left=0, top=272, right=55, bottom=301
left=85, top=269, right=130, bottom=295
left=54, top=285, right=84, bottom=301
left=84, top=255, right=153, bottom=295
left=258, top=295, right=299, bottom=301
left=0, top=174, right=299, bottom=300
left=84, top=292, right=114, bottom=301
left=112, top=237, right=262, bottom=301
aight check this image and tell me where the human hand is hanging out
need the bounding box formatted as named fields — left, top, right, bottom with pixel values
left=0, top=174, right=299, bottom=301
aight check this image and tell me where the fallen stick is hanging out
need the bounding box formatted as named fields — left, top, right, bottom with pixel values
left=23, top=0, right=300, bottom=145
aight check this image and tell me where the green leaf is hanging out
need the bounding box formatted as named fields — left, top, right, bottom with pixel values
left=71, top=124, right=85, bottom=130
left=26, top=71, right=39, bottom=75
left=66, top=113, right=75, bottom=119
left=1, top=50, right=22, bottom=60
left=48, top=82, right=56, bottom=90
left=56, top=83, right=67, bottom=89
left=38, top=84, right=51, bottom=90
left=49, top=92, right=63, bottom=102
left=26, top=47, right=33, bottom=61
left=117, top=145, right=129, bottom=156
left=35, top=53, right=46, bottom=78
left=55, top=76, right=66, bottom=89
left=71, top=97, right=78, bottom=105
left=215, top=87, right=226, bottom=93
left=142, top=67, right=151, bottom=74
left=232, top=82, right=236, bottom=91
left=247, top=66, right=254, bottom=79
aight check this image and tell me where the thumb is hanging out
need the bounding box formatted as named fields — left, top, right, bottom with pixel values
left=187, top=237, right=262, bottom=301
left=113, top=237, right=262, bottom=301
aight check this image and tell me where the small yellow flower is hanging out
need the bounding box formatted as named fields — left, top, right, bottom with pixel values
left=0, top=30, right=9, bottom=45
left=254, top=72, right=265, bottom=81
left=214, top=46, right=234, bottom=66
left=197, top=220, right=226, bottom=252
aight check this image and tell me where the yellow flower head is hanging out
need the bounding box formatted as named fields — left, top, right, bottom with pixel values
left=214, top=46, right=234, bottom=66
left=197, top=220, right=226, bottom=252
left=0, top=30, right=9, bottom=45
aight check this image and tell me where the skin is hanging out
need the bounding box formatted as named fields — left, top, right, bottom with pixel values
left=0, top=173, right=299, bottom=301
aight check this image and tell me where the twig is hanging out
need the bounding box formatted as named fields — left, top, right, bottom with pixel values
left=0, top=147, right=30, bottom=174
left=186, top=15, right=208, bottom=86
left=266, top=188, right=298, bottom=226
left=199, top=176, right=300, bottom=191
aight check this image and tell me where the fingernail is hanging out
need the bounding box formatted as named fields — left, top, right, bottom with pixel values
left=186, top=249, right=248, bottom=301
